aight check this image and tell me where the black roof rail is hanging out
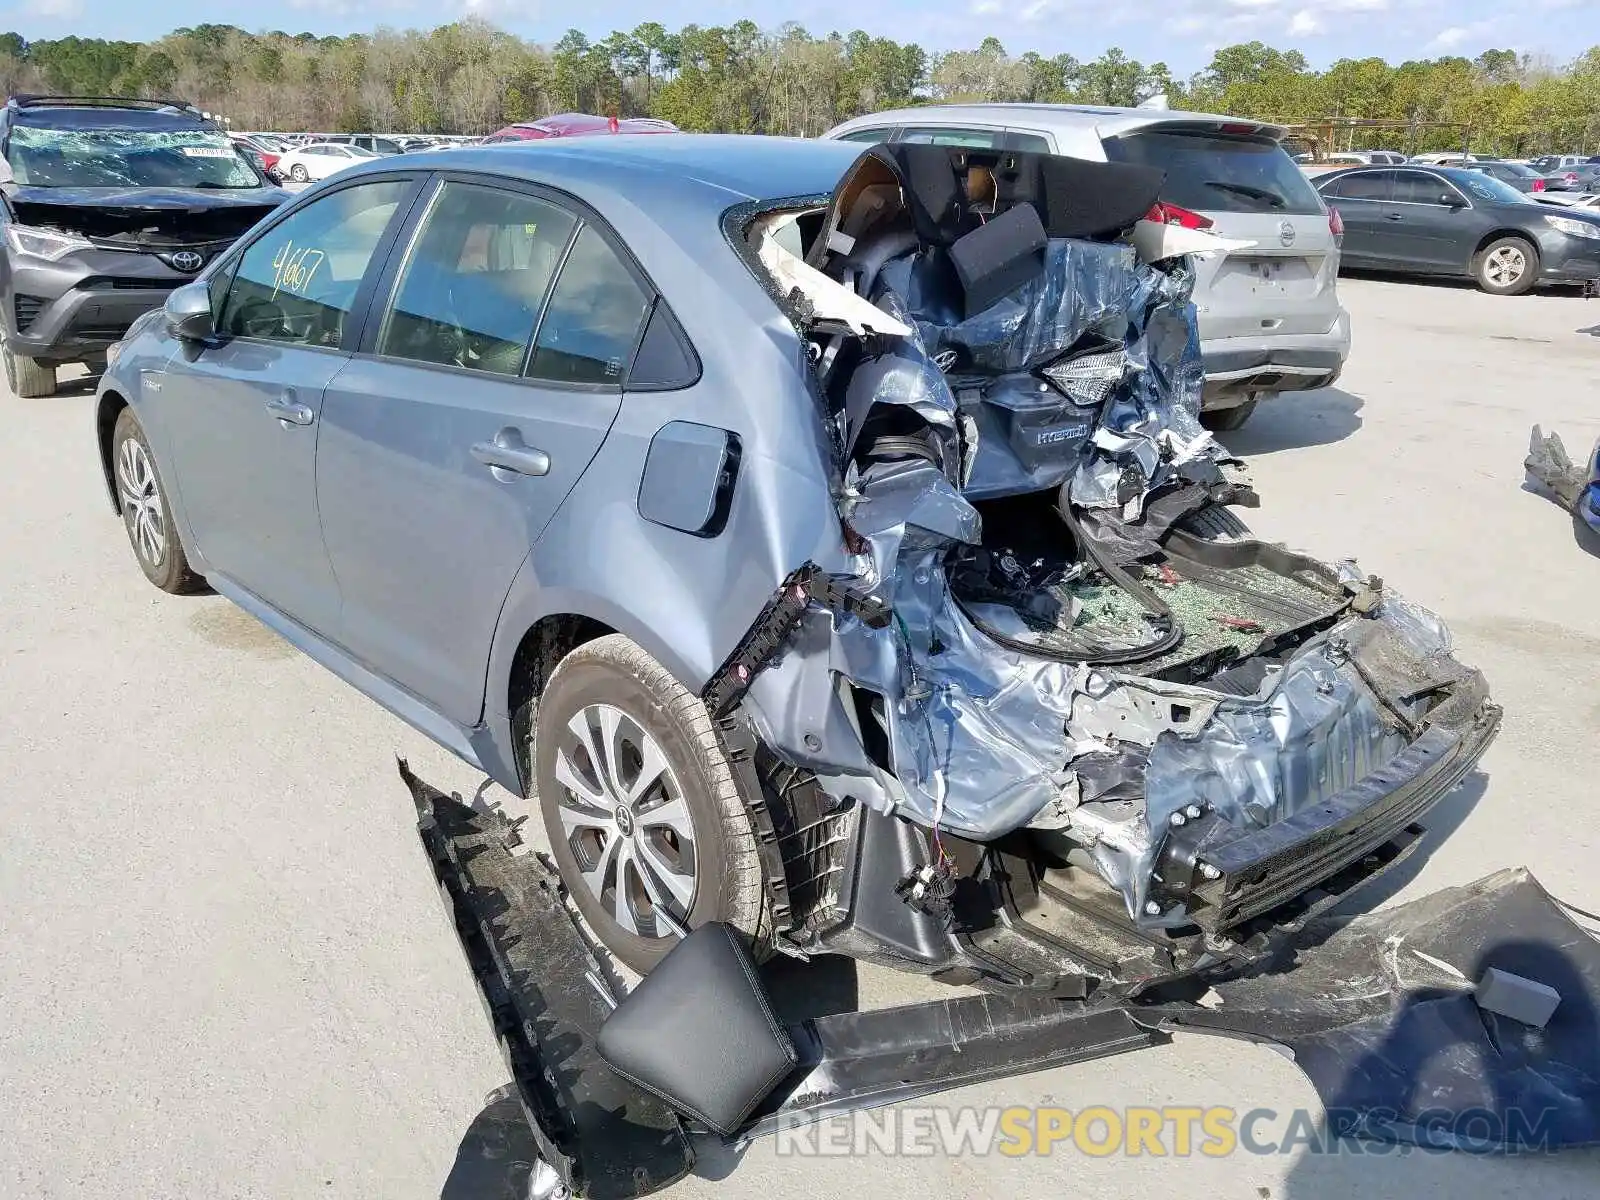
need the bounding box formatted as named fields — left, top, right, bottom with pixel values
left=7, top=94, right=202, bottom=115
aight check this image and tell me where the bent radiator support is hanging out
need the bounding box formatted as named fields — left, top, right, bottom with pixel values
left=410, top=766, right=1600, bottom=1199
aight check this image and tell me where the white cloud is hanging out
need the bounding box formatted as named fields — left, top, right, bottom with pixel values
left=1426, top=19, right=1497, bottom=50
left=22, top=0, right=82, bottom=16
left=1227, top=0, right=1279, bottom=8
left=1330, top=0, right=1388, bottom=10
left=1287, top=8, right=1323, bottom=34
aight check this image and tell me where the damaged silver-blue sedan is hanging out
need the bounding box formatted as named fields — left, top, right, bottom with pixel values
left=96, top=135, right=1500, bottom=998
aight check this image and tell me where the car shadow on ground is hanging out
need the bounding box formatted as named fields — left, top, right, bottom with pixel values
left=50, top=373, right=99, bottom=397
left=1219, top=386, right=1364, bottom=456
left=1274, top=923, right=1600, bottom=1199
left=1341, top=268, right=1482, bottom=292
left=1341, top=268, right=1593, bottom=299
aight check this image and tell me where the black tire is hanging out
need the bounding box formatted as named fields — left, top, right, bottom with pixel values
left=289, top=163, right=309, bottom=183
left=111, top=407, right=205, bottom=594
left=534, top=634, right=768, bottom=975
left=3, top=342, right=56, bottom=398
left=1181, top=504, right=1252, bottom=540
left=1473, top=236, right=1538, bottom=296
left=1200, top=399, right=1257, bottom=432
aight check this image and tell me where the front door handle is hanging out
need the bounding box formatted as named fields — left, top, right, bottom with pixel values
left=266, top=393, right=315, bottom=426
left=472, top=427, right=550, bottom=478
left=1384, top=213, right=1405, bottom=221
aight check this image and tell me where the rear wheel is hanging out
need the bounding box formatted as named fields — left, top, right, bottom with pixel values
left=1200, top=398, right=1257, bottom=432
left=4, top=342, right=56, bottom=398
left=534, top=634, right=768, bottom=975
left=1474, top=236, right=1538, bottom=295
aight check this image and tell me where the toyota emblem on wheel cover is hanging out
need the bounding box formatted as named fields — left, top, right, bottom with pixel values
left=1277, top=220, right=1296, bottom=248
left=167, top=250, right=205, bottom=273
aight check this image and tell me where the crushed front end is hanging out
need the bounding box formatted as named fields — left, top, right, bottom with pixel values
left=715, top=144, right=1499, bottom=994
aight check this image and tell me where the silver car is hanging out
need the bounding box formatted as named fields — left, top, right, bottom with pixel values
left=94, top=137, right=1493, bottom=993
left=823, top=104, right=1350, bottom=430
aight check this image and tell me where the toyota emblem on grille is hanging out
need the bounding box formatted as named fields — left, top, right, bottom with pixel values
left=167, top=250, right=205, bottom=273
left=1277, top=221, right=1296, bottom=248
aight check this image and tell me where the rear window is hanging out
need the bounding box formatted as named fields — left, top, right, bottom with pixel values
left=1103, top=129, right=1324, bottom=215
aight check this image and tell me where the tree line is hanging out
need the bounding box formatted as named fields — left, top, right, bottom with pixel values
left=2, top=23, right=1600, bottom=155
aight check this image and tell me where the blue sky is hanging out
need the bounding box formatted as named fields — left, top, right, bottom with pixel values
left=4, top=0, right=1598, bottom=75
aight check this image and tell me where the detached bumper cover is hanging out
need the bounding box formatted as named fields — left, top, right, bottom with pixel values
left=414, top=763, right=1600, bottom=1189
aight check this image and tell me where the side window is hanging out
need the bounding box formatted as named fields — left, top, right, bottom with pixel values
left=1393, top=171, right=1451, bottom=205
left=1330, top=171, right=1393, bottom=202
left=526, top=225, right=651, bottom=386
left=837, top=127, right=891, bottom=144
left=898, top=126, right=1003, bottom=149
left=378, top=181, right=577, bottom=377
left=217, top=178, right=411, bottom=348
left=1007, top=131, right=1052, bottom=153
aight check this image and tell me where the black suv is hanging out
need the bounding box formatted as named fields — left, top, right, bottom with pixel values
left=0, top=95, right=288, bottom=396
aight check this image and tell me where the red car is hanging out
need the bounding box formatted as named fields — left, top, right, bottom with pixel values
left=481, top=113, right=679, bottom=143
left=228, top=133, right=283, bottom=179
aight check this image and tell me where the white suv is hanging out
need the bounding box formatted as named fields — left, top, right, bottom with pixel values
left=823, top=104, right=1350, bottom=430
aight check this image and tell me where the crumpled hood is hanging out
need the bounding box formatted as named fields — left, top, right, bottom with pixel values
left=4, top=184, right=287, bottom=246
left=5, top=184, right=289, bottom=212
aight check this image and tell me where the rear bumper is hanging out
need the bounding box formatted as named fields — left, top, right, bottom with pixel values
left=1173, top=701, right=1501, bottom=932
left=1199, top=310, right=1350, bottom=408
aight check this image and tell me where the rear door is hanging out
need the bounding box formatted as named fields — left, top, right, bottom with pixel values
left=1319, top=170, right=1396, bottom=264
left=1102, top=127, right=1340, bottom=340
left=316, top=176, right=652, bottom=724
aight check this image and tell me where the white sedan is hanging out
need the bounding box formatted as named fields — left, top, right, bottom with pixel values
left=275, top=142, right=379, bottom=184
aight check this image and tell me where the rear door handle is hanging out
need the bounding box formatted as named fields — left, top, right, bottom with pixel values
left=1384, top=213, right=1405, bottom=221
left=472, top=427, right=550, bottom=478
left=266, top=393, right=315, bottom=426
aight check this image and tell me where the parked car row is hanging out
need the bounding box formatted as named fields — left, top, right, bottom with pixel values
left=4, top=90, right=1590, bottom=425
left=822, top=103, right=1348, bottom=432
left=1313, top=164, right=1600, bottom=295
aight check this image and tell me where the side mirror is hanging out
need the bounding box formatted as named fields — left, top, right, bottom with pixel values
left=1442, top=192, right=1467, bottom=209
left=164, top=280, right=214, bottom=341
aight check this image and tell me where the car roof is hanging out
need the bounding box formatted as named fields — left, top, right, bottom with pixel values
left=501, top=113, right=679, bottom=137
left=10, top=105, right=214, bottom=132
left=828, top=102, right=1287, bottom=142
left=370, top=134, right=863, bottom=206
